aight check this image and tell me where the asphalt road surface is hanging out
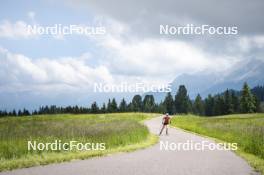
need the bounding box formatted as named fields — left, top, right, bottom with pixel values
left=1, top=116, right=258, bottom=175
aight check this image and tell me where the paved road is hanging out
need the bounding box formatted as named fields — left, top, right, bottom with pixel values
left=1, top=116, right=258, bottom=175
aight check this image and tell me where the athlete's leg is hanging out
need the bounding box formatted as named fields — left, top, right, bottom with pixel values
left=159, top=125, right=165, bottom=135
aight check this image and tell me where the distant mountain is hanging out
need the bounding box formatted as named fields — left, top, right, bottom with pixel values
left=0, top=91, right=136, bottom=111
left=1, top=58, right=263, bottom=111
left=146, top=58, right=264, bottom=101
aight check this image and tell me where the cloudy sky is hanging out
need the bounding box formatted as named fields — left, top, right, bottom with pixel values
left=0, top=0, right=264, bottom=110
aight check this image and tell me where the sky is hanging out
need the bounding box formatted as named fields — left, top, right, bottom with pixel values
left=0, top=0, right=264, bottom=110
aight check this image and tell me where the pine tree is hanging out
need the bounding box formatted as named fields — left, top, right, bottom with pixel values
left=231, top=91, right=240, bottom=113
left=213, top=95, right=225, bottom=115
left=224, top=89, right=234, bottom=114
left=163, top=92, right=174, bottom=114
left=143, top=95, right=155, bottom=112
left=107, top=99, right=112, bottom=112
left=253, top=95, right=260, bottom=112
left=119, top=98, right=127, bottom=112
left=157, top=102, right=166, bottom=114
left=251, top=85, right=264, bottom=101
left=91, top=102, right=99, bottom=113
left=127, top=102, right=133, bottom=112
left=131, top=95, right=142, bottom=112
left=240, top=82, right=256, bottom=113
left=101, top=103, right=106, bottom=113
left=22, top=108, right=30, bottom=116
left=193, top=94, right=204, bottom=115
left=12, top=109, right=17, bottom=116
left=204, top=94, right=214, bottom=116
left=111, top=98, right=118, bottom=112
left=175, top=85, right=191, bottom=114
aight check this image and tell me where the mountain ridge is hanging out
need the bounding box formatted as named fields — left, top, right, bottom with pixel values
left=145, top=58, right=264, bottom=101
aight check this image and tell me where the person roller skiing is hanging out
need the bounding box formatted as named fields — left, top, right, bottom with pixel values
left=159, top=113, right=171, bottom=136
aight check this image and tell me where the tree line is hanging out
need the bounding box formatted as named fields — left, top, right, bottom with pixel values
left=162, top=82, right=261, bottom=116
left=0, top=82, right=263, bottom=117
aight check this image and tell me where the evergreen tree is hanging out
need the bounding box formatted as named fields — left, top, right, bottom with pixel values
left=193, top=94, right=204, bottom=115
left=127, top=102, right=133, bottom=112
left=224, top=89, right=234, bottom=114
left=91, top=102, right=99, bottom=113
left=119, top=98, right=127, bottom=112
left=131, top=95, right=142, bottom=112
left=231, top=91, right=240, bottom=113
left=101, top=103, right=106, bottom=113
left=143, top=95, right=155, bottom=112
left=73, top=105, right=79, bottom=114
left=204, top=94, right=214, bottom=116
left=240, top=82, right=256, bottom=113
left=251, top=85, right=264, bottom=101
left=154, top=102, right=164, bottom=113
left=107, top=99, right=112, bottom=112
left=111, top=98, right=118, bottom=112
left=163, top=92, right=174, bottom=114
left=32, top=110, right=38, bottom=115
left=213, top=95, right=225, bottom=115
left=175, top=85, right=191, bottom=114
left=253, top=95, right=261, bottom=112
left=12, top=109, right=17, bottom=116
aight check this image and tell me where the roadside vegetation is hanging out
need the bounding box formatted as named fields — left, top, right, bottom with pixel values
left=171, top=113, right=264, bottom=174
left=0, top=113, right=158, bottom=171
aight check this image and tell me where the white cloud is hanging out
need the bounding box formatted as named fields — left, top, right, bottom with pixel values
left=0, top=17, right=242, bottom=97
left=93, top=20, right=238, bottom=84
left=0, top=47, right=113, bottom=93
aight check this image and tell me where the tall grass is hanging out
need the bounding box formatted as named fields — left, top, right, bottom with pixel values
left=0, top=113, right=156, bottom=171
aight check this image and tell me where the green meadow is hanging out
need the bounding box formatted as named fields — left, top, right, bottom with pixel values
left=0, top=113, right=158, bottom=171
left=171, top=113, right=264, bottom=174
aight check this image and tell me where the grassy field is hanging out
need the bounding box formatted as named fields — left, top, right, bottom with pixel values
left=0, top=113, right=158, bottom=171
left=171, top=113, right=264, bottom=174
